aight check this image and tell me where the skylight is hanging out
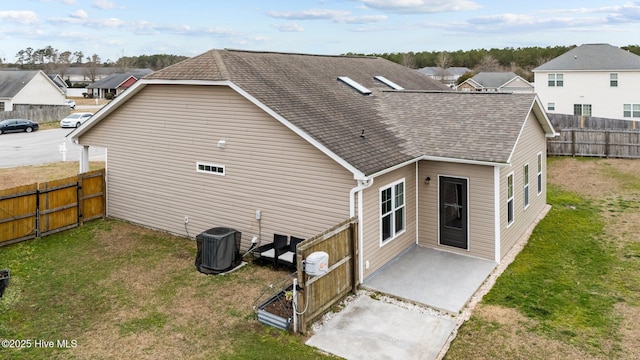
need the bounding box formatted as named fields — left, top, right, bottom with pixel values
left=374, top=75, right=404, bottom=90
left=337, top=76, right=372, bottom=95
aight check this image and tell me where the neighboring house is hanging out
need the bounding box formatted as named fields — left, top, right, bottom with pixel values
left=64, top=67, right=120, bottom=86
left=0, top=70, right=65, bottom=112
left=457, top=72, right=534, bottom=93
left=71, top=49, right=555, bottom=284
left=87, top=69, right=154, bottom=98
left=47, top=73, right=69, bottom=93
left=416, top=66, right=470, bottom=86
left=533, top=43, right=640, bottom=120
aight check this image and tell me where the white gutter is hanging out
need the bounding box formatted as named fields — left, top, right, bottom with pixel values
left=349, top=177, right=374, bottom=284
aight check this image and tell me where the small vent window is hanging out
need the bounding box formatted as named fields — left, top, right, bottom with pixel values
left=374, top=76, right=404, bottom=90
left=197, top=162, right=225, bottom=176
left=337, top=76, right=372, bottom=95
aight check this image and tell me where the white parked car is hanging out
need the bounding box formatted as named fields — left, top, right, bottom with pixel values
left=60, top=112, right=93, bottom=128
left=65, top=99, right=76, bottom=109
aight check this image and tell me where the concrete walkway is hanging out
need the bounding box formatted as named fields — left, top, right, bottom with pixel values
left=363, top=246, right=496, bottom=314
left=306, top=294, right=456, bottom=360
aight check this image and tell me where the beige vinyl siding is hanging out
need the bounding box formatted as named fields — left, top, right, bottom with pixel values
left=418, top=161, right=496, bottom=260
left=500, top=112, right=548, bottom=258
left=361, top=164, right=417, bottom=279
left=79, top=84, right=355, bottom=249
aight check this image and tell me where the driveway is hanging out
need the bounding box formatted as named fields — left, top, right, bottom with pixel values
left=0, top=128, right=105, bottom=168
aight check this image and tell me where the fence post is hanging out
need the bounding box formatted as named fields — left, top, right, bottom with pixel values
left=350, top=222, right=358, bottom=293
left=605, top=130, right=610, bottom=158
left=78, top=173, right=84, bottom=226
left=571, top=130, right=576, bottom=157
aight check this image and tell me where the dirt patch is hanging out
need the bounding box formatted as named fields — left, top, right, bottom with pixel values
left=0, top=161, right=104, bottom=190
left=547, top=157, right=640, bottom=198
left=456, top=304, right=599, bottom=360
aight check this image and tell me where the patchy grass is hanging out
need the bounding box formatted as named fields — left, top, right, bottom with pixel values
left=0, top=219, right=335, bottom=359
left=447, top=158, right=640, bottom=360
left=0, top=161, right=104, bottom=190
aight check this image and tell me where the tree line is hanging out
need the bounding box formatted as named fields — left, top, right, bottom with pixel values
left=351, top=45, right=640, bottom=82
left=1, top=45, right=187, bottom=84
left=4, top=44, right=640, bottom=83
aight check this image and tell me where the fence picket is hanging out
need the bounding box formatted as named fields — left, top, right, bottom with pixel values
left=0, top=170, right=105, bottom=245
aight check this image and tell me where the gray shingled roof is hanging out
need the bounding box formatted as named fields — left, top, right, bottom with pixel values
left=378, top=91, right=536, bottom=163
left=88, top=69, right=153, bottom=89
left=130, top=50, right=544, bottom=175
left=533, top=43, right=640, bottom=71
left=0, top=71, right=39, bottom=98
left=470, top=72, right=520, bottom=88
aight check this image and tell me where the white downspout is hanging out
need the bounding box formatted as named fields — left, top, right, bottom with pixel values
left=350, top=178, right=373, bottom=284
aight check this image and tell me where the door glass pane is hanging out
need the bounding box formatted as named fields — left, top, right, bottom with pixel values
left=444, top=182, right=463, bottom=229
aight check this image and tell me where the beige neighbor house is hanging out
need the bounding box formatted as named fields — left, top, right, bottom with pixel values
left=70, top=49, right=556, bottom=283
left=0, top=70, right=66, bottom=116
left=457, top=71, right=534, bottom=93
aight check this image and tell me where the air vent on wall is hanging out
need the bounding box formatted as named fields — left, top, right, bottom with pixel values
left=337, top=76, right=372, bottom=95
left=374, top=75, right=404, bottom=90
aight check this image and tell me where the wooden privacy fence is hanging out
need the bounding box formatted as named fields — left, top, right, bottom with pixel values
left=548, top=129, right=640, bottom=159
left=0, top=169, right=105, bottom=246
left=549, top=113, right=639, bottom=130
left=295, top=217, right=358, bottom=334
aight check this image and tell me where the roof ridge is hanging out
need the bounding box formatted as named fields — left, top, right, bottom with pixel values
left=211, top=50, right=229, bottom=80
left=223, top=48, right=377, bottom=59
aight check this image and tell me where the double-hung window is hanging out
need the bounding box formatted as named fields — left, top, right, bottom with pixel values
left=523, top=164, right=530, bottom=209
left=623, top=104, right=640, bottom=118
left=507, top=173, right=514, bottom=226
left=537, top=153, right=543, bottom=195
left=574, top=104, right=592, bottom=117
left=380, top=179, right=405, bottom=244
left=548, top=73, right=563, bottom=87
left=610, top=73, right=618, bottom=87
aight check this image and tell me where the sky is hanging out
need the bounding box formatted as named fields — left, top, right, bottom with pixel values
left=1, top=0, right=640, bottom=63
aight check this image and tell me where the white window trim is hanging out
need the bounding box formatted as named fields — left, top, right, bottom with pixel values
left=507, top=172, right=514, bottom=227
left=548, top=73, right=563, bottom=87
left=610, top=73, right=618, bottom=87
left=379, top=178, right=406, bottom=247
left=537, top=153, right=543, bottom=195
left=196, top=161, right=225, bottom=176
left=523, top=163, right=530, bottom=210
left=623, top=104, right=640, bottom=118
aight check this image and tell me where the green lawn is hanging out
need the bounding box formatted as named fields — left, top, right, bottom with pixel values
left=446, top=158, right=640, bottom=359
left=0, top=220, right=335, bottom=359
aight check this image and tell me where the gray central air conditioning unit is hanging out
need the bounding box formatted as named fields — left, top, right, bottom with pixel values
left=195, top=227, right=242, bottom=275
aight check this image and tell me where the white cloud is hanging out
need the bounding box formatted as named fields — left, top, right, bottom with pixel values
left=273, top=23, right=305, bottom=32
left=93, top=0, right=116, bottom=10
left=340, top=15, right=387, bottom=24
left=355, top=0, right=481, bottom=14
left=267, top=8, right=386, bottom=25
left=70, top=9, right=88, bottom=19
left=0, top=11, right=39, bottom=25
left=267, top=9, right=351, bottom=21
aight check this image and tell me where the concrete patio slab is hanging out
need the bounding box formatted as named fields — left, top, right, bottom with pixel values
left=306, top=294, right=456, bottom=360
left=362, top=246, right=496, bottom=314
